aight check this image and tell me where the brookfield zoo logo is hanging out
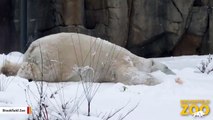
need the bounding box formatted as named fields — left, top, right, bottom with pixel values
left=180, top=100, right=210, bottom=117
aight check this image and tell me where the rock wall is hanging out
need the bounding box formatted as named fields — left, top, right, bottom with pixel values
left=1, top=0, right=213, bottom=57
left=0, top=0, right=19, bottom=53
left=209, top=0, right=213, bottom=53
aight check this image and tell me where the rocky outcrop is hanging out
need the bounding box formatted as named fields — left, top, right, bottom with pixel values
left=0, top=0, right=213, bottom=57
left=85, top=0, right=129, bottom=46
left=188, top=7, right=208, bottom=36
left=0, top=0, right=19, bottom=53
left=173, top=33, right=202, bottom=55
left=173, top=5, right=209, bottom=55
left=209, top=1, right=213, bottom=53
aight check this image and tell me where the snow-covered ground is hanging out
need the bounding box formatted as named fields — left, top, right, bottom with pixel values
left=0, top=52, right=213, bottom=120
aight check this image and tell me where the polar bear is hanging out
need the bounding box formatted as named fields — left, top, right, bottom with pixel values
left=2, top=33, right=174, bottom=85
left=193, top=111, right=205, bottom=117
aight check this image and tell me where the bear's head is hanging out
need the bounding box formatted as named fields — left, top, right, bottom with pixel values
left=150, top=60, right=175, bottom=75
left=132, top=56, right=175, bottom=75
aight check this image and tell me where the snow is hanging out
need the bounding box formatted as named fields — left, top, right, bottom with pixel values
left=0, top=53, right=213, bottom=120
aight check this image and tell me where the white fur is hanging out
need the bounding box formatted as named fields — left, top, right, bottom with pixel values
left=17, top=33, right=173, bottom=85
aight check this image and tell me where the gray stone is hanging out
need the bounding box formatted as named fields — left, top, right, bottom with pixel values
left=128, top=0, right=164, bottom=48
left=85, top=0, right=105, bottom=10
left=173, top=33, right=202, bottom=55
left=62, top=0, right=84, bottom=26
left=164, top=0, right=195, bottom=51
left=188, top=7, right=208, bottom=36
left=107, top=0, right=129, bottom=46
left=209, top=7, right=213, bottom=53
left=0, top=0, right=19, bottom=53
left=127, top=0, right=196, bottom=56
